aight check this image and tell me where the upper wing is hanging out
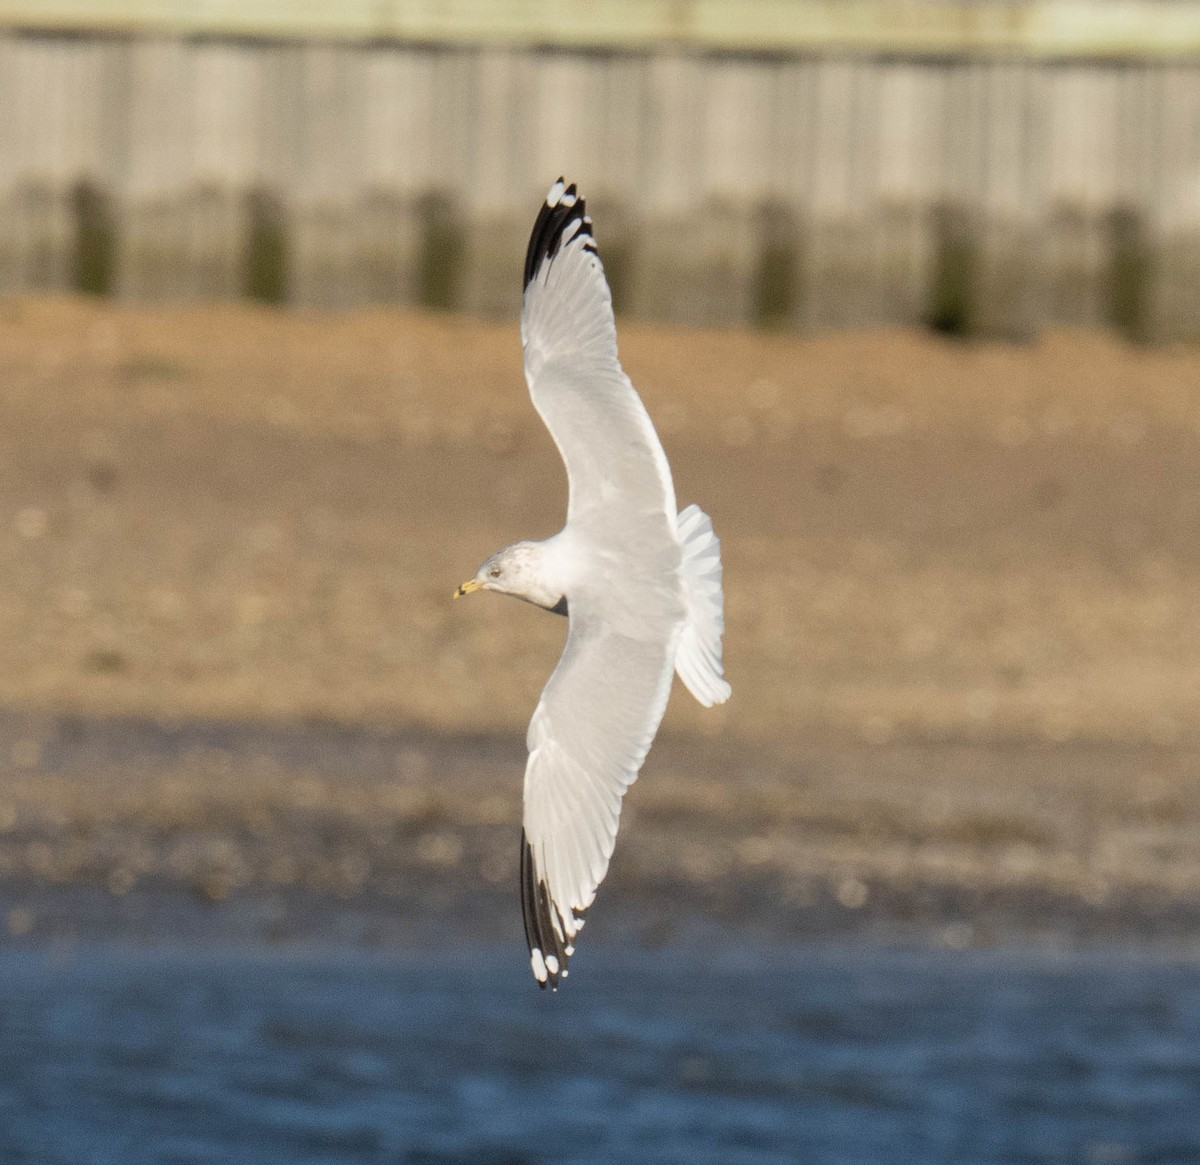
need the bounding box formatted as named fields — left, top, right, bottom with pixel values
left=521, top=604, right=678, bottom=989
left=521, top=180, right=677, bottom=534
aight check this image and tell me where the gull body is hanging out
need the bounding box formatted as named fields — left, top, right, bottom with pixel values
left=457, top=179, right=731, bottom=988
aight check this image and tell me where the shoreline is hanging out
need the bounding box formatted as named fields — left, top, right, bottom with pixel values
left=1, top=300, right=1198, bottom=952
left=0, top=709, right=1197, bottom=951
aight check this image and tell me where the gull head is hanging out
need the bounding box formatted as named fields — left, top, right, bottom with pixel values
left=455, top=541, right=567, bottom=613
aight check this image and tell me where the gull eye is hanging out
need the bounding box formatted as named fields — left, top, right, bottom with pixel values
left=488, top=567, right=501, bottom=579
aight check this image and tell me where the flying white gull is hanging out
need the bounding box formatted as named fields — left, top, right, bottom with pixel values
left=456, top=179, right=731, bottom=989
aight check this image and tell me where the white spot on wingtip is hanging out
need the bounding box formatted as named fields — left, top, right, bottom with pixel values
left=560, top=189, right=577, bottom=207
left=546, top=179, right=565, bottom=208
left=565, top=944, right=575, bottom=956
left=545, top=954, right=560, bottom=975
left=531, top=948, right=547, bottom=982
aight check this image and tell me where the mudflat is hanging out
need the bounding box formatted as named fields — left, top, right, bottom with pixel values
left=1, top=296, right=1198, bottom=947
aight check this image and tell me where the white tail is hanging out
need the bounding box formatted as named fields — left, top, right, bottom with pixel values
left=674, top=504, right=732, bottom=707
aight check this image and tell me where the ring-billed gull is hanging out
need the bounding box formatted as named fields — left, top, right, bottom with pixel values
left=456, top=179, right=731, bottom=989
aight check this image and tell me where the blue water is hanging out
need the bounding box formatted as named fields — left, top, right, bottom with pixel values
left=0, top=944, right=1196, bottom=1165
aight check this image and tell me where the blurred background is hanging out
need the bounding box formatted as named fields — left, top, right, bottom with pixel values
left=4, top=0, right=1200, bottom=339
left=1, top=1, right=1200, bottom=1162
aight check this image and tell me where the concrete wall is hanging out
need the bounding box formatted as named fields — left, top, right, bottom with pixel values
left=2, top=33, right=1199, bottom=339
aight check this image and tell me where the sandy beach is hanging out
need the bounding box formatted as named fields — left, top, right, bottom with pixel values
left=1, top=295, right=1198, bottom=948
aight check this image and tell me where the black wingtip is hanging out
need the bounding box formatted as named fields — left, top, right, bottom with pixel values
left=523, top=178, right=597, bottom=292
left=520, top=829, right=575, bottom=990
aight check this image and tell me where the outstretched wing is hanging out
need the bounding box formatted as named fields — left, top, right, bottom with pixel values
left=521, top=607, right=678, bottom=989
left=521, top=179, right=677, bottom=537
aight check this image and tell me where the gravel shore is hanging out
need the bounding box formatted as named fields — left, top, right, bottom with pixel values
left=1, top=296, right=1198, bottom=948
